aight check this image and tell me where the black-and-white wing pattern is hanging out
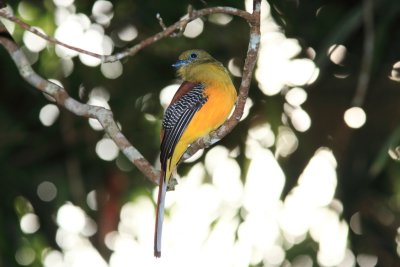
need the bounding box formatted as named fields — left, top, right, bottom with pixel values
left=160, top=83, right=207, bottom=170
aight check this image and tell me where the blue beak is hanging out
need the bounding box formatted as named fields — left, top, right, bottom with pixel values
left=172, top=59, right=188, bottom=69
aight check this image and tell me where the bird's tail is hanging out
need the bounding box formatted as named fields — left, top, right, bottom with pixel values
left=154, top=171, right=167, bottom=257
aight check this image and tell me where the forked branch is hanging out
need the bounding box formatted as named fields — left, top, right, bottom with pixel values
left=0, top=1, right=261, bottom=185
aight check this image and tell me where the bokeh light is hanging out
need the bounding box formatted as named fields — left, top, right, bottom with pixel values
left=15, top=246, right=35, bottom=266
left=37, top=181, right=58, bottom=202
left=101, top=61, right=123, bottom=79
left=389, top=61, right=400, bottom=82
left=0, top=7, right=15, bottom=34
left=87, top=87, right=111, bottom=130
left=247, top=122, right=275, bottom=148
left=208, top=13, right=233, bottom=25
left=96, top=138, right=119, bottom=161
left=183, top=148, right=204, bottom=163
left=53, top=0, right=74, bottom=7
left=52, top=1, right=115, bottom=69
left=23, top=27, right=47, bottom=52
left=42, top=250, right=64, bottom=267
left=39, top=104, right=60, bottom=127
left=276, top=126, right=298, bottom=157
left=79, top=26, right=113, bottom=66
left=55, top=15, right=86, bottom=58
left=344, top=107, right=367, bottom=129
left=17, top=1, right=34, bottom=21
left=286, top=59, right=319, bottom=86
left=159, top=84, right=180, bottom=109
left=56, top=203, right=86, bottom=233
left=356, top=254, right=378, bottom=267
left=183, top=18, right=204, bottom=38
left=92, top=0, right=114, bottom=25
left=60, top=58, right=74, bottom=77
left=328, top=44, right=347, bottom=65
left=285, top=87, right=308, bottom=106
left=251, top=0, right=319, bottom=98
left=86, top=190, right=98, bottom=211
left=117, top=24, right=138, bottom=42
left=240, top=97, right=253, bottom=121
left=228, top=58, right=242, bottom=77
left=20, top=213, right=40, bottom=234
left=290, top=107, right=312, bottom=132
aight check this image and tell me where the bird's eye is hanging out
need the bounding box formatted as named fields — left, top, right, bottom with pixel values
left=189, top=53, right=198, bottom=59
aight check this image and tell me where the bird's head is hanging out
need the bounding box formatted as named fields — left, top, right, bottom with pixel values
left=172, top=50, right=228, bottom=82
left=172, top=49, right=216, bottom=71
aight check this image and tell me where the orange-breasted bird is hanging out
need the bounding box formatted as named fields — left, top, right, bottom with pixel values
left=154, top=49, right=237, bottom=257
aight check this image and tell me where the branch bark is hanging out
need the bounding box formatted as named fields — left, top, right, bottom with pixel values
left=182, top=1, right=261, bottom=160
left=0, top=22, right=160, bottom=184
left=0, top=1, right=261, bottom=185
left=0, top=5, right=253, bottom=63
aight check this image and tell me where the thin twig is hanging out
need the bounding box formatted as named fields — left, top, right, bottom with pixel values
left=103, top=6, right=253, bottom=62
left=156, top=13, right=183, bottom=38
left=0, top=6, right=252, bottom=63
left=156, top=13, right=167, bottom=30
left=0, top=7, right=103, bottom=59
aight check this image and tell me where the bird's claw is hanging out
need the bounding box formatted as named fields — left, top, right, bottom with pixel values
left=167, top=177, right=178, bottom=191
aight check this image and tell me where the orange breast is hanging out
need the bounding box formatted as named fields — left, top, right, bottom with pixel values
left=180, top=82, right=237, bottom=145
left=164, top=74, right=237, bottom=183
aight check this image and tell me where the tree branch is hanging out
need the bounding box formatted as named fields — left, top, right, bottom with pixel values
left=0, top=5, right=253, bottom=62
left=0, top=21, right=160, bottom=184
left=0, top=1, right=261, bottom=185
left=182, top=0, right=261, bottom=160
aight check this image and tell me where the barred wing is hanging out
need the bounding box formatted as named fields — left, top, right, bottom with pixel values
left=160, top=83, right=207, bottom=171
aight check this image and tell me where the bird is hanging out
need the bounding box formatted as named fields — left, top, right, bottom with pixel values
left=154, top=49, right=237, bottom=257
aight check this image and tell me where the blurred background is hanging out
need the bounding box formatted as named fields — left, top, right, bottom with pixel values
left=0, top=0, right=400, bottom=266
